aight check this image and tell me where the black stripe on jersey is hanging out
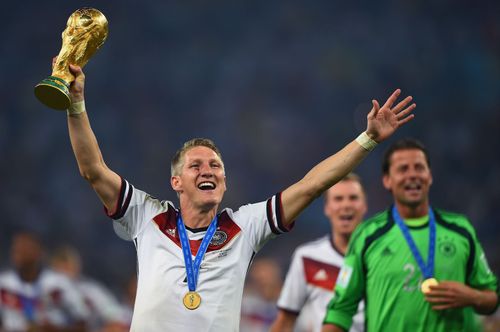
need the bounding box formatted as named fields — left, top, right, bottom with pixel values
left=276, top=306, right=300, bottom=316
left=433, top=210, right=475, bottom=281
left=134, top=238, right=140, bottom=277
left=108, top=178, right=126, bottom=219
left=185, top=225, right=210, bottom=233
left=247, top=251, right=257, bottom=275
left=275, top=192, right=291, bottom=233
left=266, top=198, right=280, bottom=235
left=114, top=182, right=133, bottom=220
left=330, top=237, right=345, bottom=257
left=361, top=209, right=394, bottom=273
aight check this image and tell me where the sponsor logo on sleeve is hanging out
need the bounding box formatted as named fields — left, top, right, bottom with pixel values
left=336, top=265, right=353, bottom=289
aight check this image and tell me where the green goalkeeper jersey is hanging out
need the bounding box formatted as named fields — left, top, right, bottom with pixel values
left=324, top=207, right=499, bottom=332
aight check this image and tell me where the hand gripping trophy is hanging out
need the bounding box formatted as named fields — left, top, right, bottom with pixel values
left=34, top=8, right=108, bottom=110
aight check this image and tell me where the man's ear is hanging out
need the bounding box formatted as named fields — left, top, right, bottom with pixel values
left=171, top=176, right=181, bottom=192
left=382, top=174, right=391, bottom=191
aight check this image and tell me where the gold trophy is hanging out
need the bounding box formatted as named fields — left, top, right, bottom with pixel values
left=34, top=8, right=108, bottom=110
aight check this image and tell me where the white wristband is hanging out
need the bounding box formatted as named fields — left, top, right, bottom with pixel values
left=67, top=100, right=86, bottom=116
left=356, top=132, right=378, bottom=151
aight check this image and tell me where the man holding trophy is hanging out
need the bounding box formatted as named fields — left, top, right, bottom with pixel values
left=38, top=7, right=416, bottom=332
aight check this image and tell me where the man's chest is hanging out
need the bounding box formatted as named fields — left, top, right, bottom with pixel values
left=365, top=228, right=470, bottom=290
left=136, top=224, right=253, bottom=282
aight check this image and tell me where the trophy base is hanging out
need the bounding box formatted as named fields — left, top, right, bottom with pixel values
left=34, top=76, right=71, bottom=111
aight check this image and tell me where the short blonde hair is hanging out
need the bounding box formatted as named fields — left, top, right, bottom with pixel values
left=324, top=173, right=365, bottom=201
left=171, top=138, right=224, bottom=176
left=50, top=245, right=81, bottom=267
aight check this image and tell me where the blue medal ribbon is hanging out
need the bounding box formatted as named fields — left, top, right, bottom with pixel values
left=392, top=205, right=436, bottom=279
left=177, top=214, right=218, bottom=292
left=19, top=280, right=41, bottom=323
left=20, top=295, right=36, bottom=322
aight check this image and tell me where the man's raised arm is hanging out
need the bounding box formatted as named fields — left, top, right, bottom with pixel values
left=281, top=89, right=415, bottom=225
left=66, top=64, right=122, bottom=212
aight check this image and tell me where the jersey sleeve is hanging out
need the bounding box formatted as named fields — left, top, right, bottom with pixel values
left=323, top=227, right=366, bottom=330
left=105, top=178, right=168, bottom=239
left=233, top=192, right=293, bottom=252
left=276, top=249, right=307, bottom=314
left=466, top=225, right=499, bottom=311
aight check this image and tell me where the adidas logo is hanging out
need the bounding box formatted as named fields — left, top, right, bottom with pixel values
left=313, top=269, right=328, bottom=281
left=381, top=247, right=393, bottom=256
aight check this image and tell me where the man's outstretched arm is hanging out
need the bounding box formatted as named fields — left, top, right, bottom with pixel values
left=66, top=64, right=121, bottom=212
left=281, top=89, right=415, bottom=226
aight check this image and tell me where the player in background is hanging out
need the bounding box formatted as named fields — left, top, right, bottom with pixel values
left=322, top=138, right=499, bottom=332
left=50, top=246, right=129, bottom=332
left=240, top=258, right=282, bottom=332
left=118, top=274, right=137, bottom=330
left=270, top=174, right=366, bottom=332
left=0, top=232, right=89, bottom=332
left=60, top=59, right=414, bottom=331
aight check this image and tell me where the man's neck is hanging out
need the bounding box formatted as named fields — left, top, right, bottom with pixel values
left=332, top=232, right=350, bottom=255
left=395, top=201, right=429, bottom=219
left=17, top=266, right=41, bottom=283
left=179, top=203, right=218, bottom=229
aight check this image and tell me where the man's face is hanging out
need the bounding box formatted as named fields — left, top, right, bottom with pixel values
left=10, top=234, right=42, bottom=272
left=51, top=257, right=81, bottom=279
left=324, top=180, right=367, bottom=237
left=171, top=146, right=226, bottom=211
left=383, top=149, right=433, bottom=208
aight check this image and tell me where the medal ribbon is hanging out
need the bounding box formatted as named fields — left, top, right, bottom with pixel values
left=19, top=281, right=41, bottom=323
left=20, top=296, right=36, bottom=322
left=177, top=214, right=218, bottom=292
left=392, top=205, right=436, bottom=279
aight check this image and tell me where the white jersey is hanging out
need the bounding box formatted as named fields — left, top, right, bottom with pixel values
left=108, top=179, right=290, bottom=332
left=76, top=277, right=128, bottom=331
left=0, top=269, right=89, bottom=331
left=277, top=236, right=364, bottom=332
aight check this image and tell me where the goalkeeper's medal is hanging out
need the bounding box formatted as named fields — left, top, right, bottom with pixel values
left=421, top=277, right=439, bottom=294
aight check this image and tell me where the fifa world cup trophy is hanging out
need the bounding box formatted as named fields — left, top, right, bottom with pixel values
left=34, top=8, right=108, bottom=110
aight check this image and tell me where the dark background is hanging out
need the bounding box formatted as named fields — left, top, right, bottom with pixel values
left=1, top=0, right=499, bottom=294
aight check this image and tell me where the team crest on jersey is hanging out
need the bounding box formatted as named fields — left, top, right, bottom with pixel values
left=210, top=230, right=228, bottom=246
left=438, top=240, right=456, bottom=257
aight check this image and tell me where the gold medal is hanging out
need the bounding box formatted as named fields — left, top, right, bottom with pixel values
left=421, top=277, right=438, bottom=294
left=183, top=291, right=201, bottom=310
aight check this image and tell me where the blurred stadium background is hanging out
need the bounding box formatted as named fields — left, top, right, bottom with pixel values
left=1, top=0, right=499, bottom=300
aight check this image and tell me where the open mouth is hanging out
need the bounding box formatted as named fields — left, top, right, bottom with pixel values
left=404, top=183, right=422, bottom=193
left=198, top=182, right=216, bottom=191
left=338, top=214, right=354, bottom=222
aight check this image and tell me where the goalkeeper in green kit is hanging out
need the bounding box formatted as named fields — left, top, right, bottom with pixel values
left=322, top=138, right=499, bottom=332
